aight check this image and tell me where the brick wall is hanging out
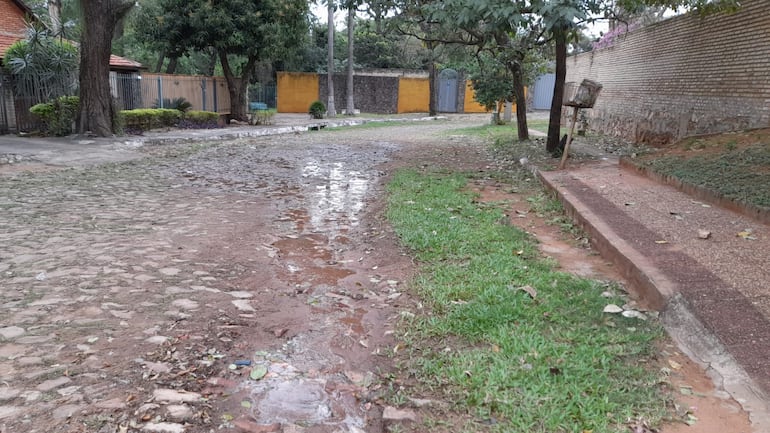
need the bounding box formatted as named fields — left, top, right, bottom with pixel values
left=566, top=0, right=770, bottom=145
left=0, top=0, right=29, bottom=36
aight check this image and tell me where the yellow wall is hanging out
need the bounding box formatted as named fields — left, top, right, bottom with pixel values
left=463, top=81, right=490, bottom=113
left=277, top=72, right=319, bottom=113
left=463, top=82, right=527, bottom=114
left=397, top=77, right=430, bottom=113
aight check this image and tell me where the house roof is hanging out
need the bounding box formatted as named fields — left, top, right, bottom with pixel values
left=11, top=0, right=33, bottom=16
left=109, top=54, right=143, bottom=71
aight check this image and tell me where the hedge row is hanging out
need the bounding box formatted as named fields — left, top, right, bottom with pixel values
left=29, top=97, right=223, bottom=136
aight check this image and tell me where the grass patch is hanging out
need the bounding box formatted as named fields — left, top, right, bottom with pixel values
left=638, top=140, right=770, bottom=208
left=324, top=120, right=418, bottom=131
left=447, top=119, right=551, bottom=141
left=386, top=169, right=665, bottom=433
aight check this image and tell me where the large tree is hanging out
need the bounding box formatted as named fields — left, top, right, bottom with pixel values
left=140, top=0, right=308, bottom=120
left=78, top=0, right=134, bottom=136
left=400, top=0, right=542, bottom=137
left=195, top=0, right=308, bottom=120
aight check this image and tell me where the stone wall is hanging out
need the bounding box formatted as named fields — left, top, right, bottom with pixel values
left=319, top=74, right=400, bottom=114
left=566, top=0, right=770, bottom=145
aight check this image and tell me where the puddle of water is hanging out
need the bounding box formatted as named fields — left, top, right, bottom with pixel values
left=242, top=344, right=367, bottom=431
left=256, top=379, right=332, bottom=424
left=303, top=160, right=370, bottom=232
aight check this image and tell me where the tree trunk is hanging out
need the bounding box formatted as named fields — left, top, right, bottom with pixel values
left=204, top=49, right=217, bottom=76
left=77, top=0, right=134, bottom=137
left=345, top=6, right=355, bottom=115
left=155, top=50, right=165, bottom=73
left=547, top=27, right=567, bottom=153
left=424, top=40, right=437, bottom=117
left=428, top=61, right=437, bottom=116
left=165, top=55, right=178, bottom=74
left=510, top=62, right=529, bottom=141
left=220, top=51, right=254, bottom=121
left=48, top=0, right=63, bottom=35
left=326, top=1, right=336, bottom=118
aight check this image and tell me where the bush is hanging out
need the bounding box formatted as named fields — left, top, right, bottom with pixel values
left=309, top=100, right=325, bottom=119
left=250, top=108, right=276, bottom=125
left=121, top=108, right=182, bottom=131
left=29, top=95, right=79, bottom=136
left=152, top=97, right=192, bottom=112
left=179, top=110, right=221, bottom=129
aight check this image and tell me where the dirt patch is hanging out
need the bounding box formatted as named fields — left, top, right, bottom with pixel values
left=470, top=178, right=754, bottom=433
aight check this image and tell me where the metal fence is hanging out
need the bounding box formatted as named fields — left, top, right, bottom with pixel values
left=111, top=73, right=232, bottom=113
left=249, top=82, right=277, bottom=109
left=111, top=74, right=277, bottom=113
left=0, top=75, right=13, bottom=134
left=2, top=70, right=77, bottom=133
left=0, top=72, right=276, bottom=134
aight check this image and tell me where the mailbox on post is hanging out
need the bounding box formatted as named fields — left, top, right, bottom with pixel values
left=559, top=79, right=603, bottom=169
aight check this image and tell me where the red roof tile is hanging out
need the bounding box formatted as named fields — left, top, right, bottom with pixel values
left=109, top=54, right=143, bottom=70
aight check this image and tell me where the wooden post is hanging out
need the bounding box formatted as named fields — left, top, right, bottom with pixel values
left=559, top=106, right=580, bottom=170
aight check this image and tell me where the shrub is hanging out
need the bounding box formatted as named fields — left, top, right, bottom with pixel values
left=251, top=108, right=276, bottom=125
left=29, top=95, right=79, bottom=136
left=179, top=110, right=221, bottom=129
left=4, top=25, right=79, bottom=99
left=309, top=100, right=325, bottom=119
left=152, top=97, right=192, bottom=112
left=121, top=108, right=182, bottom=131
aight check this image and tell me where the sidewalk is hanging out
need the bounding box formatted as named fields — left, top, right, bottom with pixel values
left=539, top=159, right=770, bottom=428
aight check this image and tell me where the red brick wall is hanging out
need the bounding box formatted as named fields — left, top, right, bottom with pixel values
left=0, top=0, right=29, bottom=35
left=566, top=0, right=770, bottom=145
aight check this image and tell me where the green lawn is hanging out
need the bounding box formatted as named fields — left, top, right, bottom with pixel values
left=386, top=169, right=666, bottom=433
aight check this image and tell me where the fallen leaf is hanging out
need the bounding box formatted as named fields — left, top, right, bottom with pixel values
left=622, top=310, right=647, bottom=320
left=241, top=401, right=252, bottom=408
left=603, top=304, right=623, bottom=314
left=517, top=285, right=538, bottom=299
left=668, top=359, right=683, bottom=370
left=249, top=366, right=268, bottom=381
left=737, top=230, right=756, bottom=240
left=680, top=386, right=693, bottom=396
left=685, top=413, right=698, bottom=426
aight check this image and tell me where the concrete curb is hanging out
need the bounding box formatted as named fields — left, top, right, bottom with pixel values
left=537, top=168, right=770, bottom=431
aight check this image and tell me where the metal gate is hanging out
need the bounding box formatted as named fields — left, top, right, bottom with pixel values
left=0, top=75, right=11, bottom=134
left=438, top=69, right=458, bottom=113
left=531, top=73, right=555, bottom=110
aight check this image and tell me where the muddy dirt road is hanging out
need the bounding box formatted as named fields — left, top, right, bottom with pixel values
left=0, top=119, right=753, bottom=433
left=0, top=120, right=489, bottom=433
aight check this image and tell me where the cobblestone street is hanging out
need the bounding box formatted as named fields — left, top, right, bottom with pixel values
left=0, top=122, right=470, bottom=433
